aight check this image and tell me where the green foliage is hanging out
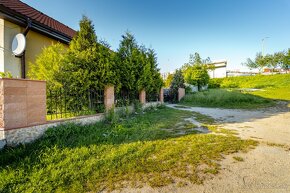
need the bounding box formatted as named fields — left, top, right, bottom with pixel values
left=180, top=89, right=273, bottom=109
left=133, top=99, right=143, bottom=113
left=115, top=32, right=163, bottom=95
left=0, top=107, right=257, bottom=192
left=208, top=78, right=222, bottom=88
left=0, top=71, right=13, bottom=78
left=183, top=52, right=210, bottom=91
left=29, top=17, right=163, bottom=110
left=105, top=106, right=118, bottom=125
left=164, top=73, right=173, bottom=88
left=209, top=74, right=290, bottom=100
left=243, top=50, right=290, bottom=72
left=62, top=15, right=116, bottom=93
left=169, top=69, right=185, bottom=101
left=28, top=43, right=66, bottom=90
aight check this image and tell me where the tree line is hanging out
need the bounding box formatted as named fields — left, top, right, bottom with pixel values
left=29, top=16, right=163, bottom=98
left=243, top=50, right=290, bottom=73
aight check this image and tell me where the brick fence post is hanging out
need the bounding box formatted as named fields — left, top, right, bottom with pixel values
left=159, top=88, right=164, bottom=103
left=139, top=89, right=146, bottom=104
left=104, top=85, right=114, bottom=111
left=178, top=88, right=185, bottom=101
left=0, top=78, right=46, bottom=130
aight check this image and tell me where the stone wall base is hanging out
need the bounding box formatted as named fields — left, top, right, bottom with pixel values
left=0, top=139, right=6, bottom=149
left=0, top=102, right=163, bottom=149
left=2, top=114, right=104, bottom=147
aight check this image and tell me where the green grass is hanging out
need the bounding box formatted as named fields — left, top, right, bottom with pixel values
left=233, top=156, right=244, bottom=162
left=0, top=107, right=257, bottom=192
left=180, top=89, right=274, bottom=109
left=46, top=110, right=100, bottom=121
left=209, top=74, right=290, bottom=101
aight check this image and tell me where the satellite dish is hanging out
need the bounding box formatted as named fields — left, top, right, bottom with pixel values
left=12, top=33, right=26, bottom=56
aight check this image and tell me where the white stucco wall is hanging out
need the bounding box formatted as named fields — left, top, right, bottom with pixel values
left=208, top=67, right=227, bottom=78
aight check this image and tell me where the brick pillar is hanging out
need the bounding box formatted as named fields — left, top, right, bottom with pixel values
left=139, top=89, right=146, bottom=104
left=159, top=88, right=164, bottom=103
left=0, top=78, right=46, bottom=130
left=178, top=88, right=185, bottom=101
left=104, top=85, right=115, bottom=111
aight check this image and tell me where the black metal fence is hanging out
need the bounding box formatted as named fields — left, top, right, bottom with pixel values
left=47, top=89, right=104, bottom=120
left=146, top=92, right=160, bottom=102
left=115, top=90, right=139, bottom=107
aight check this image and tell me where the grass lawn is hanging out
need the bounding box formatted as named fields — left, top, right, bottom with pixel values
left=209, top=74, right=290, bottom=101
left=0, top=106, right=257, bottom=193
left=180, top=89, right=274, bottom=109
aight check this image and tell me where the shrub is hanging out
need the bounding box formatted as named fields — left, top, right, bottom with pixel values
left=208, top=78, right=222, bottom=88
left=133, top=99, right=143, bottom=113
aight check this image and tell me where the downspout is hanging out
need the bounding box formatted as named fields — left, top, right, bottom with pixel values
left=17, top=18, right=31, bottom=79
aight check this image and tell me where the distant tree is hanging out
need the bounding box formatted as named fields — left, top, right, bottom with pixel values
left=282, top=49, right=290, bottom=72
left=183, top=52, right=210, bottom=91
left=170, top=69, right=184, bottom=101
left=254, top=52, right=268, bottom=72
left=165, top=73, right=174, bottom=88
left=242, top=58, right=259, bottom=70
left=243, top=52, right=267, bottom=73
left=243, top=51, right=290, bottom=73
left=274, top=51, right=289, bottom=72
left=28, top=43, right=66, bottom=91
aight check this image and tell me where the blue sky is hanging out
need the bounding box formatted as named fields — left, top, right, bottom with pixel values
left=22, top=0, right=290, bottom=73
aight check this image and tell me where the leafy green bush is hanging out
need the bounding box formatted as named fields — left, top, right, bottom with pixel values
left=0, top=71, right=13, bottom=78
left=133, top=99, right=143, bottom=113
left=220, top=79, right=239, bottom=88
left=208, top=78, right=222, bottom=88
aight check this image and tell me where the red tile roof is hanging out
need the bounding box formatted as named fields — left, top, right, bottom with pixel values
left=0, top=0, right=76, bottom=39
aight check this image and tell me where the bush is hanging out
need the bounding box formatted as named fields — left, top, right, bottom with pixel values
left=220, top=79, right=239, bottom=88
left=208, top=78, right=222, bottom=88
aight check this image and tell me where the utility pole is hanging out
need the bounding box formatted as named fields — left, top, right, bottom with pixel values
left=262, top=37, right=269, bottom=56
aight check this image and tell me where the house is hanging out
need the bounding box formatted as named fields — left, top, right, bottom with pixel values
left=208, top=61, right=227, bottom=78
left=0, top=0, right=76, bottom=78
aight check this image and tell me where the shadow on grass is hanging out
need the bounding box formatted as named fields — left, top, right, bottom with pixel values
left=0, top=107, right=194, bottom=167
left=0, top=106, right=259, bottom=193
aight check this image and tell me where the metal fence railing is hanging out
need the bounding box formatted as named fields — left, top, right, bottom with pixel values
left=114, top=90, right=139, bottom=107
left=146, top=92, right=159, bottom=102
left=47, top=89, right=104, bottom=120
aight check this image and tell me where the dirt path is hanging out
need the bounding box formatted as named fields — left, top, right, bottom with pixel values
left=115, top=103, right=290, bottom=193
left=167, top=103, right=290, bottom=145
left=162, top=103, right=290, bottom=193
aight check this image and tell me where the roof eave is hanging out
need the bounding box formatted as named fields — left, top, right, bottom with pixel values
left=0, top=5, right=72, bottom=44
